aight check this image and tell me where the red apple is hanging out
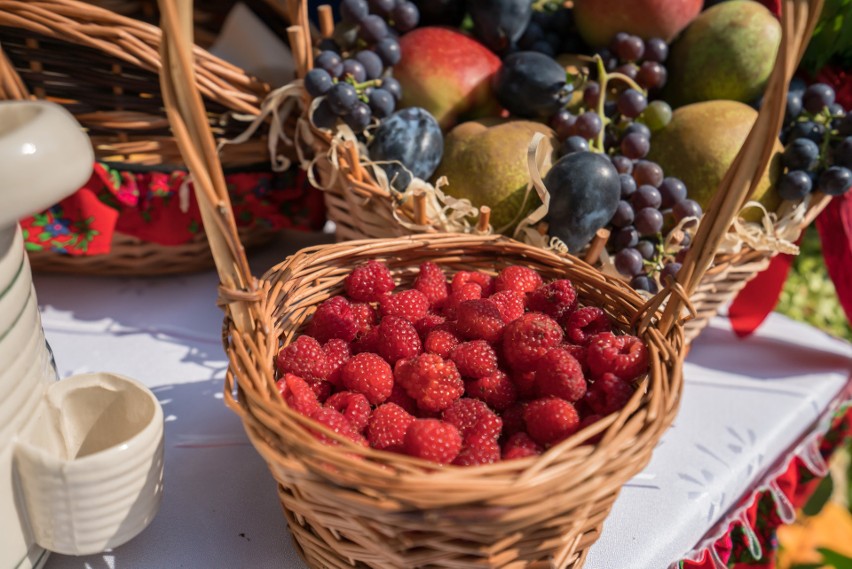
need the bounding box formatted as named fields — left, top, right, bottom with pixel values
left=574, top=0, right=702, bottom=47
left=395, top=27, right=502, bottom=129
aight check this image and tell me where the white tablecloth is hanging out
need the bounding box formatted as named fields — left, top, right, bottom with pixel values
left=35, top=231, right=852, bottom=569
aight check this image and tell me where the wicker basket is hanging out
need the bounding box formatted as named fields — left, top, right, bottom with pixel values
left=0, top=0, right=304, bottom=275
left=291, top=0, right=828, bottom=344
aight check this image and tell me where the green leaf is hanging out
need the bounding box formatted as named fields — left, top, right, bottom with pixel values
left=819, top=548, right=852, bottom=569
left=801, top=0, right=852, bottom=71
left=803, top=474, right=834, bottom=516
left=790, top=564, right=823, bottom=569
left=24, top=242, right=43, bottom=252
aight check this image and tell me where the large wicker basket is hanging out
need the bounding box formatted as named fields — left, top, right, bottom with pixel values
left=290, top=0, right=827, bottom=344
left=0, top=0, right=303, bottom=275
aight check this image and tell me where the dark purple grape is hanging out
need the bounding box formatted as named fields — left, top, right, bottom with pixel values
left=392, top=2, right=419, bottom=32
left=374, top=38, right=401, bottom=66
left=495, top=52, right=573, bottom=119
left=613, top=226, right=639, bottom=250
left=612, top=34, right=644, bottom=62
left=617, top=89, right=648, bottom=119
left=679, top=232, right=691, bottom=248
left=327, top=82, right=359, bottom=115
left=341, top=0, right=370, bottom=23
left=829, top=103, right=845, bottom=117
left=344, top=101, right=373, bottom=131
left=604, top=101, right=619, bottom=118
left=619, top=173, right=637, bottom=197
left=623, top=122, right=651, bottom=139
left=631, top=274, right=659, bottom=293
left=611, top=155, right=633, bottom=175
left=787, top=121, right=825, bottom=144
left=658, top=177, right=687, bottom=208
left=614, top=63, right=638, bottom=80
left=315, top=51, right=344, bottom=78
left=312, top=99, right=338, bottom=130
left=839, top=114, right=852, bottom=137
left=342, top=59, right=367, bottom=83
left=380, top=76, right=402, bottom=101
left=786, top=91, right=803, bottom=122
left=368, top=0, right=395, bottom=15
left=574, top=111, right=602, bottom=140
left=635, top=239, right=655, bottom=260
left=611, top=200, right=635, bottom=228
left=635, top=207, right=663, bottom=235
left=550, top=109, right=577, bottom=140
left=817, top=166, right=852, bottom=196
left=802, top=83, right=835, bottom=114
left=631, top=185, right=662, bottom=209
left=368, top=88, right=395, bottom=118
left=777, top=170, right=812, bottom=201
left=518, top=21, right=544, bottom=49
left=615, top=248, right=644, bottom=277
left=304, top=68, right=333, bottom=97
left=637, top=61, right=667, bottom=90
left=359, top=14, right=389, bottom=43
left=355, top=51, right=384, bottom=80
left=368, top=107, right=443, bottom=191
left=621, top=132, right=650, bottom=159
left=834, top=136, right=852, bottom=168
left=789, top=76, right=807, bottom=96
left=673, top=199, right=703, bottom=221
left=560, top=136, right=590, bottom=156
left=583, top=82, right=601, bottom=109
left=643, top=38, right=668, bottom=62
left=782, top=138, right=819, bottom=170
left=530, top=41, right=557, bottom=57
left=469, top=0, right=532, bottom=53
left=596, top=47, right=618, bottom=71
left=660, top=262, right=682, bottom=284
left=633, top=160, right=663, bottom=187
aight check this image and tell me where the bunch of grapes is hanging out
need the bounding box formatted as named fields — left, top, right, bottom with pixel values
left=778, top=81, right=852, bottom=201
left=597, top=33, right=669, bottom=94
left=303, top=0, right=418, bottom=132
left=517, top=5, right=581, bottom=58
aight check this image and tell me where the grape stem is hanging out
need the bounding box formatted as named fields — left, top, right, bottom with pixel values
left=590, top=56, right=647, bottom=152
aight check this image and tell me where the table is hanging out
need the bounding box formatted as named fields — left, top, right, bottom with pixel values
left=35, top=230, right=852, bottom=569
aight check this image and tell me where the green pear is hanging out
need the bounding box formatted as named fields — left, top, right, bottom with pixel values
left=647, top=100, right=783, bottom=222
left=435, top=119, right=558, bottom=234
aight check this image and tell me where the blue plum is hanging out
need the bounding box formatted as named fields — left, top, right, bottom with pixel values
left=368, top=107, right=443, bottom=191
left=495, top=52, right=572, bottom=119
left=468, top=0, right=532, bottom=54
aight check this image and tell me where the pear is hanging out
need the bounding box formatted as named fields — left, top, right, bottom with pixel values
left=435, top=119, right=558, bottom=234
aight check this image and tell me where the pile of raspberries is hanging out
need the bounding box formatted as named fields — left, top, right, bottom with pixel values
left=275, top=260, right=649, bottom=466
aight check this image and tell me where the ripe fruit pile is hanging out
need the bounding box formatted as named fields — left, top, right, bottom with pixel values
left=275, top=260, right=649, bottom=466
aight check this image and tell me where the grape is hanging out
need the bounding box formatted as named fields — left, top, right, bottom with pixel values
left=614, top=63, right=638, bottom=80
left=642, top=100, right=672, bottom=131
left=611, top=200, right=635, bottom=228
left=612, top=34, right=644, bottom=62
left=495, top=52, right=573, bottom=118
left=530, top=41, right=557, bottom=57
left=817, top=166, right=852, bottom=196
left=621, top=132, right=650, bottom=160
left=834, top=136, right=852, bottom=168
left=635, top=240, right=655, bottom=260
left=560, top=136, right=590, bottom=156
left=341, top=0, right=370, bottom=23
left=615, top=248, right=644, bottom=277
left=380, top=76, right=402, bottom=101
left=518, top=22, right=544, bottom=49
left=596, top=48, right=618, bottom=71
left=658, top=177, right=687, bottom=208
left=789, top=77, right=807, bottom=96
left=327, top=82, right=359, bottom=115
left=604, top=101, right=618, bottom=118
left=550, top=110, right=577, bottom=140
left=802, top=83, right=835, bottom=114
left=660, top=262, right=682, bottom=284
left=368, top=0, right=394, bottom=15
left=393, top=2, right=419, bottom=31
left=315, top=51, right=344, bottom=78
left=635, top=207, right=663, bottom=235
left=617, top=89, right=647, bottom=119
left=613, top=226, right=639, bottom=250
left=782, top=138, right=819, bottom=170
left=344, top=101, right=373, bottom=131
left=355, top=51, right=384, bottom=80
left=785, top=91, right=803, bottom=122
left=304, top=68, right=333, bottom=97
left=583, top=82, right=601, bottom=108
left=619, top=173, right=637, bottom=197
left=374, top=38, right=401, bottom=66
left=469, top=0, right=533, bottom=53
left=673, top=199, right=702, bottom=221
left=631, top=185, right=662, bottom=209
left=312, top=99, right=338, bottom=130
left=342, top=59, right=367, bottom=83
left=839, top=114, right=852, bottom=137
left=643, top=38, right=668, bottom=63
left=777, top=170, right=812, bottom=201
left=633, top=160, right=664, bottom=187
left=829, top=103, right=845, bottom=117
left=787, top=121, right=825, bottom=144
left=611, top=155, right=633, bottom=175
left=623, top=122, right=651, bottom=139
left=359, top=15, right=389, bottom=43
left=679, top=232, right=692, bottom=248
left=369, top=107, right=444, bottom=191
left=574, top=111, right=602, bottom=140
left=637, top=61, right=667, bottom=90
left=368, top=88, right=395, bottom=118
left=631, top=274, right=659, bottom=293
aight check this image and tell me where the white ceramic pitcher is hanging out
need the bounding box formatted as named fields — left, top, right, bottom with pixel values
left=0, top=101, right=164, bottom=569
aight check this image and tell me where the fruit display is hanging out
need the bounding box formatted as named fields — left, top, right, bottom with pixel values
left=275, top=260, right=649, bottom=465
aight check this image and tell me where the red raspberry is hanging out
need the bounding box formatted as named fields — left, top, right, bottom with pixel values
left=450, top=340, right=498, bottom=379
left=585, top=373, right=635, bottom=416
left=351, top=302, right=378, bottom=337
left=502, top=432, right=542, bottom=460
left=414, top=262, right=449, bottom=308
left=526, top=280, right=578, bottom=321
left=501, top=402, right=528, bottom=437
left=341, top=352, right=394, bottom=404
left=512, top=371, right=538, bottom=400
left=276, top=373, right=320, bottom=416
left=424, top=328, right=461, bottom=358
left=395, top=353, right=464, bottom=412
left=309, top=296, right=358, bottom=343
left=414, top=313, right=446, bottom=338
left=344, top=260, right=395, bottom=302
left=488, top=290, right=525, bottom=323
left=468, top=411, right=503, bottom=442
left=452, top=271, right=495, bottom=296
left=377, top=315, right=422, bottom=364
left=587, top=332, right=649, bottom=381
left=366, top=403, right=415, bottom=451
left=453, top=437, right=501, bottom=466
left=564, top=307, right=611, bottom=346
left=379, top=289, right=430, bottom=322
left=276, top=335, right=330, bottom=381
left=351, top=327, right=380, bottom=354
left=386, top=383, right=417, bottom=414
left=562, top=343, right=589, bottom=375
left=309, top=407, right=367, bottom=446
left=441, top=398, right=499, bottom=441
left=456, top=299, right=505, bottom=343
left=535, top=348, right=587, bottom=402
left=403, top=419, right=462, bottom=464
left=323, top=339, right=350, bottom=387
left=494, top=265, right=542, bottom=294
left=307, top=379, right=332, bottom=403
left=442, top=282, right=482, bottom=319
left=466, top=371, right=518, bottom=411
left=503, top=313, right=564, bottom=372
left=524, top=396, right=580, bottom=447
left=325, top=391, right=371, bottom=433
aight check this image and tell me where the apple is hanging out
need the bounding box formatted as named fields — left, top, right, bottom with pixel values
left=395, top=27, right=502, bottom=129
left=573, top=0, right=702, bottom=47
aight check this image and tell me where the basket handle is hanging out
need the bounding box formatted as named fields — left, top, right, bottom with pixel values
left=657, top=0, right=823, bottom=335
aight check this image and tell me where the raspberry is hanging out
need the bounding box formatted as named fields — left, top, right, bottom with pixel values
left=501, top=402, right=528, bottom=437
left=309, top=407, right=367, bottom=446
left=403, top=419, right=462, bottom=464
left=341, top=352, right=394, bottom=404
left=578, top=414, right=605, bottom=445
left=344, top=260, right=395, bottom=302
left=386, top=383, right=417, bottom=414
left=564, top=307, right=611, bottom=346
left=309, top=296, right=358, bottom=343
left=468, top=411, right=503, bottom=442
left=442, top=282, right=482, bottom=319
left=453, top=437, right=500, bottom=466
left=277, top=373, right=320, bottom=416
left=325, top=391, right=371, bottom=433
left=587, top=332, right=648, bottom=381
left=441, top=398, right=498, bottom=441
left=379, top=289, right=430, bottom=322
left=456, top=299, right=505, bottom=343
left=276, top=335, right=330, bottom=381
left=452, top=271, right=495, bottom=297
left=450, top=340, right=498, bottom=379
left=466, top=371, right=518, bottom=411
left=502, top=432, right=542, bottom=460
left=535, top=348, right=587, bottom=402
left=585, top=373, right=635, bottom=416
left=424, top=328, right=461, bottom=358
left=367, top=403, right=415, bottom=451
left=488, top=290, right=525, bottom=323
left=351, top=302, right=378, bottom=337
left=307, top=379, right=332, bottom=403
left=414, top=262, right=449, bottom=308
left=494, top=265, right=542, bottom=294
left=323, top=339, right=350, bottom=387
left=414, top=313, right=446, bottom=338
left=524, top=396, right=580, bottom=447
left=562, top=343, right=589, bottom=375
left=512, top=371, right=538, bottom=400
left=503, top=313, right=564, bottom=372
left=526, top=280, right=578, bottom=321
left=351, top=326, right=380, bottom=354
left=377, top=315, right=422, bottom=364
left=395, top=353, right=464, bottom=412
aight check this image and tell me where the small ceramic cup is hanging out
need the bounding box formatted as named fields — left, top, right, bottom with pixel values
left=13, top=372, right=164, bottom=556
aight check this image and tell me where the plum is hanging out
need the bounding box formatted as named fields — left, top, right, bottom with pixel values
left=495, top=52, right=572, bottom=119
left=368, top=107, right=443, bottom=191
left=468, top=0, right=532, bottom=54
